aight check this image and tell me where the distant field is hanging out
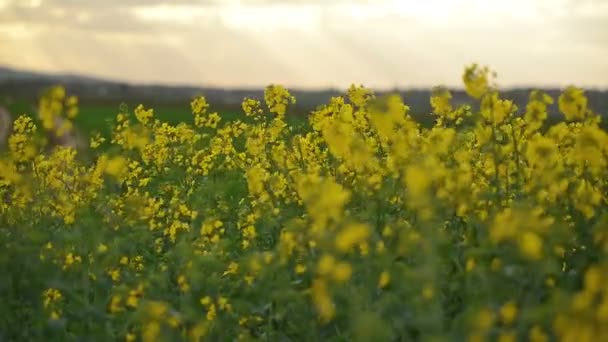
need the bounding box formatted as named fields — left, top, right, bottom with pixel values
left=2, top=98, right=312, bottom=140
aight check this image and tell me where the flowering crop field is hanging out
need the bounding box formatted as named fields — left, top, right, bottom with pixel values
left=1, top=65, right=607, bottom=341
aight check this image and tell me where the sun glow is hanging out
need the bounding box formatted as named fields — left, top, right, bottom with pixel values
left=220, top=5, right=321, bottom=32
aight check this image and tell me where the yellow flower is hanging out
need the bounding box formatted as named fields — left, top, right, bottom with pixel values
left=42, top=288, right=63, bottom=308
left=222, top=262, right=239, bottom=277
left=104, top=155, right=128, bottom=179
left=529, top=325, right=548, bottom=342
left=378, top=271, right=390, bottom=288
left=109, top=295, right=124, bottom=313
left=466, top=258, right=476, bottom=272
left=499, top=301, right=518, bottom=325
left=332, top=262, right=352, bottom=283
left=264, top=84, right=295, bottom=118
left=430, top=86, right=453, bottom=116
left=178, top=274, right=190, bottom=293
left=473, top=308, right=494, bottom=331
left=90, top=132, right=106, bottom=149
left=317, top=254, right=335, bottom=276
left=146, top=301, right=168, bottom=320
left=335, top=223, right=370, bottom=253
left=97, top=244, right=108, bottom=253
left=189, top=322, right=208, bottom=341
left=422, top=285, right=434, bottom=300
left=347, top=84, right=373, bottom=107
left=498, top=331, right=516, bottom=342
left=107, top=268, right=121, bottom=282
left=480, top=92, right=515, bottom=125
left=558, top=86, right=587, bottom=121
left=200, top=296, right=212, bottom=306
left=311, top=278, right=334, bottom=323
left=134, top=104, right=154, bottom=125
left=405, top=165, right=431, bottom=199
left=462, top=64, right=490, bottom=99
left=206, top=304, right=217, bottom=321
left=583, top=265, right=602, bottom=293
left=142, top=321, right=161, bottom=342
left=526, top=135, right=560, bottom=170
left=191, top=96, right=209, bottom=116
left=519, top=232, right=543, bottom=260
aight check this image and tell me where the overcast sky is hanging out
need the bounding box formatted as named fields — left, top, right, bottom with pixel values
left=0, top=0, right=607, bottom=89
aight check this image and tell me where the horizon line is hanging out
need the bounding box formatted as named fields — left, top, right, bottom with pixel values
left=1, top=64, right=608, bottom=93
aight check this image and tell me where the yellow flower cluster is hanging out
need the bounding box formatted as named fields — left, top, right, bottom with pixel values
left=1, top=65, right=607, bottom=341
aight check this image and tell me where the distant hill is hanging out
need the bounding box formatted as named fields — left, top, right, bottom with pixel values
left=1, top=65, right=607, bottom=119
left=0, top=66, right=106, bottom=84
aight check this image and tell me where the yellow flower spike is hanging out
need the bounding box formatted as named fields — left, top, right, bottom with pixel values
left=596, top=299, right=608, bottom=322
left=134, top=104, right=154, bottom=125
left=473, top=308, right=495, bottom=331
left=430, top=86, right=453, bottom=117
left=107, top=268, right=121, bottom=282
left=378, top=271, right=390, bottom=289
left=97, top=244, right=108, bottom=253
left=466, top=258, right=476, bottom=272
left=142, top=321, right=161, bottom=342
left=422, top=286, right=434, bottom=300
left=558, top=86, right=587, bottom=121
left=263, top=252, right=273, bottom=264
left=218, top=297, right=231, bottom=312
left=189, top=321, right=209, bottom=342
left=317, top=254, right=335, bottom=276
left=191, top=96, right=209, bottom=116
left=104, top=155, right=129, bottom=180
left=519, top=232, right=543, bottom=260
left=497, top=331, right=516, bottom=342
left=42, top=288, right=63, bottom=308
left=206, top=304, right=217, bottom=321
left=167, top=314, right=181, bottom=328
left=177, top=274, right=190, bottom=293
left=311, top=278, right=335, bottom=323
left=119, top=256, right=129, bottom=265
left=382, top=226, right=393, bottom=238
left=200, top=296, right=212, bottom=306
left=347, top=84, right=373, bottom=107
left=572, top=291, right=593, bottom=312
left=222, top=262, right=239, bottom=277
left=109, top=295, right=124, bottom=313
left=479, top=91, right=516, bottom=126
left=335, top=223, right=370, bottom=253
left=499, top=301, right=518, bottom=325
left=264, top=84, right=295, bottom=118
left=462, top=64, right=490, bottom=99
left=332, top=262, right=352, bottom=283
left=583, top=266, right=602, bottom=293
left=90, top=133, right=107, bottom=149
left=405, top=165, right=432, bottom=199
left=529, top=325, right=548, bottom=342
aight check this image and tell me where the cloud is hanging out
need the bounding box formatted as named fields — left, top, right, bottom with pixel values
left=0, top=0, right=607, bottom=88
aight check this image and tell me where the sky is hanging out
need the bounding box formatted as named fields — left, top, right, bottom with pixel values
left=0, top=0, right=607, bottom=89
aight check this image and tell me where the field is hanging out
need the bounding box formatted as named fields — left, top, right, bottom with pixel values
left=1, top=65, right=608, bottom=341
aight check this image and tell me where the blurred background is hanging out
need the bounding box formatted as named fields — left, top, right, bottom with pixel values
left=1, top=0, right=607, bottom=131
